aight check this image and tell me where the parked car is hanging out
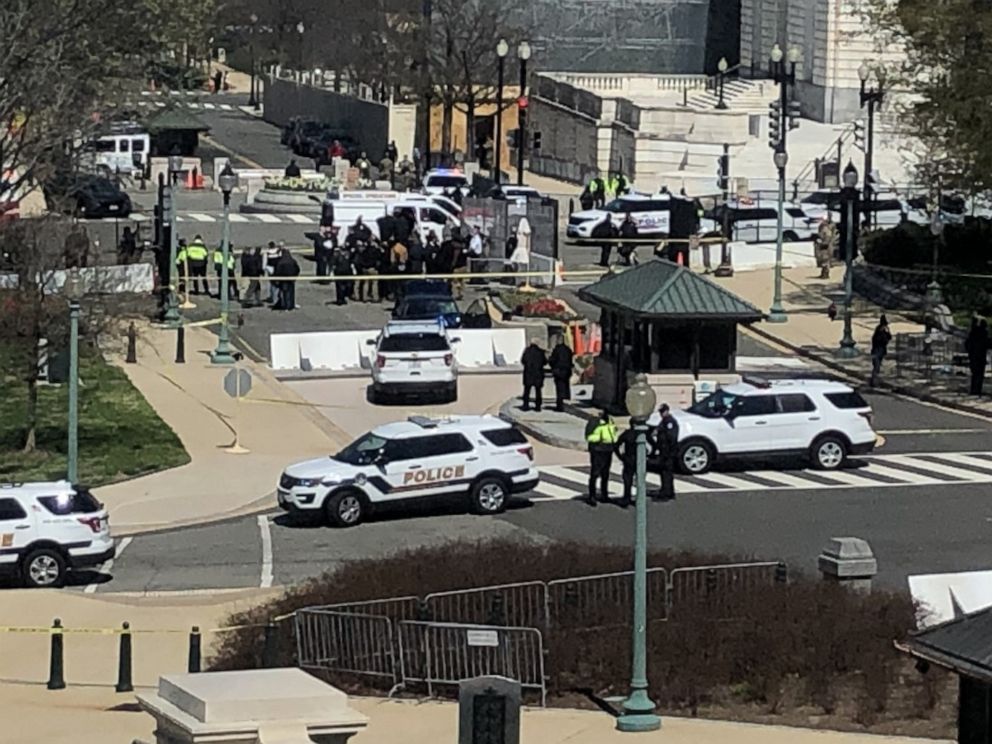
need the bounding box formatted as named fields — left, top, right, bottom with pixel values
left=71, top=176, right=132, bottom=219
left=289, top=120, right=328, bottom=156
left=567, top=193, right=676, bottom=239
left=393, top=293, right=463, bottom=328
left=647, top=378, right=878, bottom=474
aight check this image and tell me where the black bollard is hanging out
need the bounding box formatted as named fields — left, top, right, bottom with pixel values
left=125, top=323, right=137, bottom=364
left=116, top=622, right=133, bottom=692
left=187, top=626, right=201, bottom=673
left=48, top=618, right=66, bottom=690
left=775, top=561, right=789, bottom=584
left=262, top=622, right=278, bottom=669
left=175, top=325, right=185, bottom=364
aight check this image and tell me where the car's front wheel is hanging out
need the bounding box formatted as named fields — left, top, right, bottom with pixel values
left=679, top=439, right=715, bottom=475
left=469, top=476, right=508, bottom=515
left=325, top=490, right=366, bottom=528
left=22, top=548, right=67, bottom=588
left=810, top=435, right=847, bottom=470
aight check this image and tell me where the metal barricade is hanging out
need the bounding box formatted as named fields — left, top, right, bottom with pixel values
left=424, top=581, right=548, bottom=629
left=547, top=567, right=668, bottom=628
left=398, top=621, right=547, bottom=705
left=295, top=609, right=399, bottom=683
left=314, top=596, right=421, bottom=621
left=668, top=562, right=780, bottom=618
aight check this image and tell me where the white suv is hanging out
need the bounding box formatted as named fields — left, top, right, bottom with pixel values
left=370, top=320, right=458, bottom=404
left=567, top=193, right=673, bottom=239
left=700, top=200, right=818, bottom=243
left=0, top=481, right=113, bottom=588
left=277, top=415, right=539, bottom=526
left=648, top=379, right=877, bottom=474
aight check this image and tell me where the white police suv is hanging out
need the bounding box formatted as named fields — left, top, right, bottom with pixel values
left=370, top=320, right=459, bottom=404
left=278, top=415, right=539, bottom=526
left=0, top=481, right=113, bottom=588
left=648, top=378, right=878, bottom=474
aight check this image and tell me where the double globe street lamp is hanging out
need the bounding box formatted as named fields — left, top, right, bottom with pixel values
left=164, top=151, right=184, bottom=325
left=494, top=38, right=509, bottom=184
left=64, top=268, right=84, bottom=483
left=516, top=41, right=532, bottom=186
left=211, top=163, right=240, bottom=365
left=837, top=161, right=860, bottom=358
left=616, top=374, right=661, bottom=733
left=715, top=57, right=729, bottom=110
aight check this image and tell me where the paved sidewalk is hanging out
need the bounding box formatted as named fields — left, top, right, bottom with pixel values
left=720, top=267, right=992, bottom=417
left=98, top=323, right=349, bottom=533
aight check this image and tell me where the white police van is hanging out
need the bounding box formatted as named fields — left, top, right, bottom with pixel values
left=0, top=482, right=113, bottom=588
left=277, top=415, right=539, bottom=526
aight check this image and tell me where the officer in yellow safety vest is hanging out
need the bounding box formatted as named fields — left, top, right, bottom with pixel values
left=185, top=235, right=210, bottom=295
left=212, top=246, right=239, bottom=300
left=585, top=410, right=618, bottom=506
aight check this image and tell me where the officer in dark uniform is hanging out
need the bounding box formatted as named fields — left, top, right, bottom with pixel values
left=652, top=404, right=679, bottom=501
left=520, top=340, right=547, bottom=412
left=548, top=337, right=574, bottom=412
left=585, top=410, right=618, bottom=506
left=613, top=425, right=638, bottom=508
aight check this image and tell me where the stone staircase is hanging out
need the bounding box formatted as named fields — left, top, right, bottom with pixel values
left=684, top=78, right=778, bottom=112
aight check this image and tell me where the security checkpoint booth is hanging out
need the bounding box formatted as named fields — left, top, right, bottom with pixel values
left=578, top=259, right=764, bottom=410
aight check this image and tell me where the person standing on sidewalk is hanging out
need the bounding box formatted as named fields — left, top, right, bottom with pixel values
left=585, top=410, right=618, bottom=506
left=966, top=317, right=990, bottom=396
left=815, top=217, right=837, bottom=279
left=241, top=247, right=263, bottom=307
left=520, top=339, right=547, bottom=412
left=614, top=425, right=637, bottom=508
left=869, top=314, right=892, bottom=387
left=548, top=336, right=574, bottom=412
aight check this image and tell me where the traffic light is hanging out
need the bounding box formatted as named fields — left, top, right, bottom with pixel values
left=532, top=131, right=542, bottom=151
left=787, top=101, right=801, bottom=130
left=768, top=100, right=782, bottom=149
left=507, top=129, right=519, bottom=149
left=717, top=150, right=730, bottom=192
left=853, top=120, right=865, bottom=152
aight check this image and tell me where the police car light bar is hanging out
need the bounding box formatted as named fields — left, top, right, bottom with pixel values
left=408, top=415, right=439, bottom=428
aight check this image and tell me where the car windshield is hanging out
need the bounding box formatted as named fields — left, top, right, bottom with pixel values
left=398, top=299, right=459, bottom=317
left=603, top=199, right=633, bottom=212
left=379, top=333, right=450, bottom=352
left=427, top=175, right=467, bottom=188
left=688, top=390, right=739, bottom=418
left=335, top=432, right=389, bottom=465
left=83, top=179, right=119, bottom=196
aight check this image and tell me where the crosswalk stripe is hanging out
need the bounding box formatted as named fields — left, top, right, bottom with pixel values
left=542, top=465, right=587, bottom=487
left=925, top=453, right=992, bottom=474
left=746, top=470, right=820, bottom=488
left=220, top=103, right=234, bottom=110
left=807, top=469, right=891, bottom=488
left=532, top=481, right=579, bottom=500
left=687, top=472, right=769, bottom=490
left=188, top=213, right=214, bottom=222
left=885, top=454, right=987, bottom=482
left=255, top=213, right=282, bottom=223
left=202, top=102, right=216, bottom=110
left=860, top=463, right=941, bottom=485
left=286, top=214, right=316, bottom=223
left=228, top=214, right=249, bottom=222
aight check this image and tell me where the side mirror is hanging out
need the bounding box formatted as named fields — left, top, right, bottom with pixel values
left=449, top=337, right=462, bottom=344
left=365, top=338, right=377, bottom=346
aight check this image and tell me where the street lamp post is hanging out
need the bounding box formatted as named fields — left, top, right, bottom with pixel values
left=64, top=269, right=83, bottom=483
left=617, top=374, right=661, bottom=733
left=858, top=62, right=885, bottom=231
left=767, top=43, right=800, bottom=324
left=248, top=13, right=259, bottom=110
left=516, top=41, right=531, bottom=186
left=494, top=39, right=509, bottom=184
left=211, top=164, right=239, bottom=365
left=163, top=151, right=183, bottom=325
left=715, top=57, right=729, bottom=109
left=838, top=161, right=860, bottom=358
left=296, top=22, right=305, bottom=83
left=928, top=209, right=944, bottom=305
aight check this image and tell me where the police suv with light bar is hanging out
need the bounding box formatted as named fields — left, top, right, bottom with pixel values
left=277, top=415, right=539, bottom=526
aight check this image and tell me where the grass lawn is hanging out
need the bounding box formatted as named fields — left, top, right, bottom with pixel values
left=0, top=347, right=189, bottom=485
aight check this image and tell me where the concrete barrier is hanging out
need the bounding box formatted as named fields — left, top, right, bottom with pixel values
left=270, top=328, right=527, bottom=373
left=0, top=263, right=154, bottom=293
left=689, top=240, right=816, bottom=273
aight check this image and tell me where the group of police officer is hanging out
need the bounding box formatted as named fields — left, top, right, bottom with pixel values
left=585, top=405, right=679, bottom=507
left=174, top=234, right=237, bottom=299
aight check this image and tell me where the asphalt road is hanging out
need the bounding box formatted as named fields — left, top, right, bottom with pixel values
left=66, top=391, right=992, bottom=595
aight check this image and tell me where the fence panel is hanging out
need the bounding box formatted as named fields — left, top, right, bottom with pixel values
left=399, top=621, right=546, bottom=705
left=424, top=581, right=548, bottom=629
left=668, top=562, right=781, bottom=619
left=313, top=596, right=421, bottom=622
left=547, top=567, right=668, bottom=628
left=295, top=610, right=398, bottom=683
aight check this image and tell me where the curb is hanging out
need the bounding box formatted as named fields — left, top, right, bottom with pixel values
left=114, top=491, right=276, bottom=537
left=748, top=326, right=992, bottom=421
left=498, top=399, right=586, bottom=452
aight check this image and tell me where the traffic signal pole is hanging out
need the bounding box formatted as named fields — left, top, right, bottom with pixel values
left=715, top=144, right=733, bottom=276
